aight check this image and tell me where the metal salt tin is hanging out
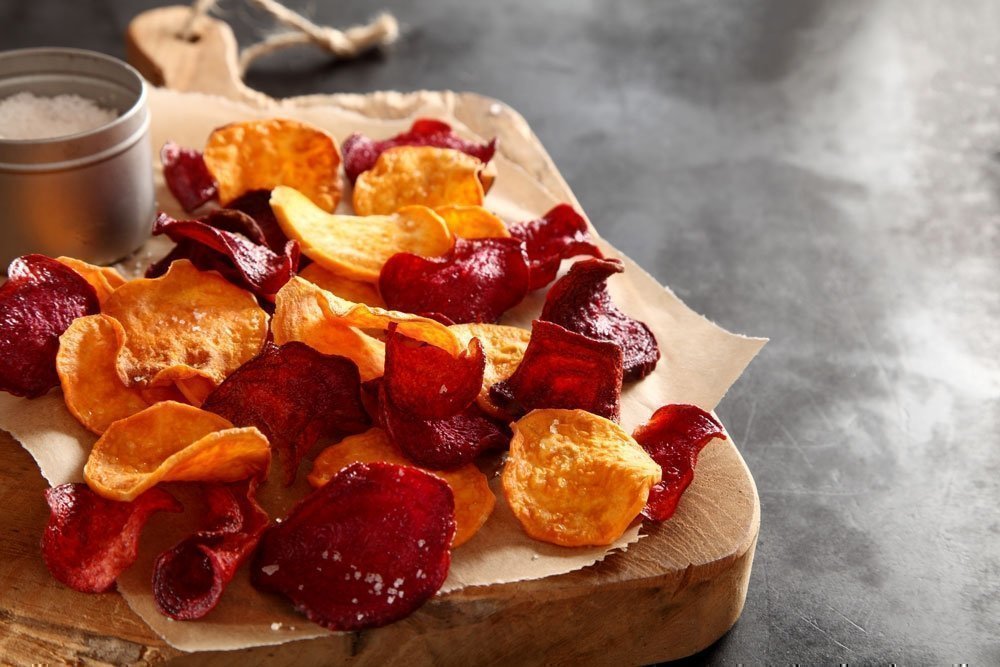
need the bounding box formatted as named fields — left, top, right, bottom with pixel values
left=0, top=48, right=154, bottom=270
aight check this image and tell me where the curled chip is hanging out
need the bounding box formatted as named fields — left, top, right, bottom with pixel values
left=503, top=409, right=661, bottom=547
left=435, top=205, right=510, bottom=239
left=342, top=118, right=497, bottom=183
left=57, top=315, right=152, bottom=434
left=490, top=320, right=623, bottom=422
left=103, top=259, right=268, bottom=394
left=352, top=146, right=485, bottom=216
left=203, top=342, right=371, bottom=485
left=252, top=462, right=454, bottom=631
left=450, top=323, right=531, bottom=419
left=379, top=238, right=531, bottom=324
left=384, top=328, right=484, bottom=420
left=42, top=483, right=182, bottom=593
left=0, top=254, right=100, bottom=398
left=153, top=481, right=268, bottom=620
left=309, top=428, right=494, bottom=547
left=299, top=262, right=386, bottom=308
left=203, top=118, right=342, bottom=211
left=271, top=186, right=452, bottom=283
left=541, top=258, right=660, bottom=381
left=226, top=189, right=291, bottom=253
left=632, top=404, right=727, bottom=522
left=161, top=141, right=218, bottom=212
left=83, top=401, right=271, bottom=502
left=509, top=204, right=603, bottom=289
left=380, top=385, right=509, bottom=470
left=152, top=212, right=300, bottom=300
left=56, top=257, right=127, bottom=305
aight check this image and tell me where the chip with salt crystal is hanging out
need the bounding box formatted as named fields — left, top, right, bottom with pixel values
left=252, top=462, right=454, bottom=631
left=83, top=401, right=271, bottom=502
left=161, top=141, right=218, bottom=212
left=56, top=256, right=126, bottom=305
left=503, top=409, right=661, bottom=547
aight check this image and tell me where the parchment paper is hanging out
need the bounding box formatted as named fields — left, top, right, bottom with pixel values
left=0, top=87, right=766, bottom=652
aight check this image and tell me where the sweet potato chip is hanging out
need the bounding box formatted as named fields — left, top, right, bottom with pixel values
left=153, top=481, right=268, bottom=620
left=509, top=204, right=603, bottom=289
left=384, top=328, right=484, bottom=420
left=271, top=185, right=453, bottom=283
left=42, top=483, right=182, bottom=593
left=450, top=323, right=531, bottom=418
left=0, top=254, right=100, bottom=398
left=103, top=259, right=269, bottom=393
left=352, top=146, right=485, bottom=216
left=56, top=256, right=126, bottom=305
left=203, top=118, right=341, bottom=211
left=342, top=119, right=497, bottom=183
left=308, top=428, right=494, bottom=547
left=632, top=404, right=727, bottom=522
left=502, top=409, right=661, bottom=547
left=57, top=315, right=151, bottom=434
left=435, top=205, right=510, bottom=239
left=252, top=462, right=454, bottom=631
left=203, top=342, right=370, bottom=485
left=161, top=141, right=218, bottom=212
left=489, top=320, right=624, bottom=422
left=379, top=237, right=531, bottom=324
left=541, top=258, right=660, bottom=381
left=84, top=401, right=271, bottom=502
left=299, top=262, right=386, bottom=308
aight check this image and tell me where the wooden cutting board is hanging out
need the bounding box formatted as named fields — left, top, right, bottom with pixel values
left=0, top=7, right=760, bottom=665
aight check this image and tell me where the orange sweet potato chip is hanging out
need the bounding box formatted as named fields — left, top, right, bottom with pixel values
left=203, top=118, right=342, bottom=211
left=56, top=257, right=127, bottom=305
left=84, top=401, right=271, bottom=502
left=298, top=262, right=386, bottom=308
left=435, top=205, right=510, bottom=239
left=57, top=315, right=151, bottom=435
left=271, top=186, right=453, bottom=283
left=450, top=323, right=531, bottom=418
left=308, top=428, right=494, bottom=547
left=102, top=260, right=268, bottom=396
left=352, top=146, right=485, bottom=216
left=502, top=409, right=661, bottom=547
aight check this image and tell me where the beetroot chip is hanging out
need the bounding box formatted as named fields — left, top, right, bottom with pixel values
left=632, top=405, right=727, bottom=521
left=151, top=212, right=300, bottom=300
left=203, top=342, right=370, bottom=485
left=343, top=119, right=497, bottom=183
left=489, top=320, right=623, bottom=422
left=153, top=481, right=268, bottom=620
left=360, top=377, right=384, bottom=426
left=508, top=204, right=603, bottom=289
left=381, top=386, right=509, bottom=470
left=251, top=462, right=454, bottom=631
left=384, top=327, right=484, bottom=420
left=161, top=141, right=218, bottom=212
left=227, top=189, right=292, bottom=254
left=0, top=254, right=100, bottom=397
left=379, top=237, right=530, bottom=324
left=42, top=483, right=181, bottom=593
left=540, top=258, right=660, bottom=382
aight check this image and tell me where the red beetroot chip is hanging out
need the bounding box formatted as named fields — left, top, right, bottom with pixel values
left=251, top=462, right=455, bottom=631
left=151, top=212, right=300, bottom=300
left=161, top=141, right=218, bottom=212
left=226, top=189, right=292, bottom=254
left=342, top=119, right=497, bottom=183
left=508, top=204, right=603, bottom=290
left=489, top=320, right=623, bottom=422
left=0, top=254, right=100, bottom=398
left=153, top=481, right=269, bottom=620
left=202, top=342, right=371, bottom=485
left=384, top=327, right=484, bottom=421
left=42, top=483, right=182, bottom=593
left=632, top=405, right=727, bottom=522
left=540, top=258, right=660, bottom=382
left=379, top=237, right=530, bottom=324
left=382, top=394, right=509, bottom=470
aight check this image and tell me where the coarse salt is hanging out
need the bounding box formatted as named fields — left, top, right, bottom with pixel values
left=0, top=92, right=117, bottom=140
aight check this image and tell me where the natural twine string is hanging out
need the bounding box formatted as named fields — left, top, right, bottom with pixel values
left=179, top=0, right=399, bottom=76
